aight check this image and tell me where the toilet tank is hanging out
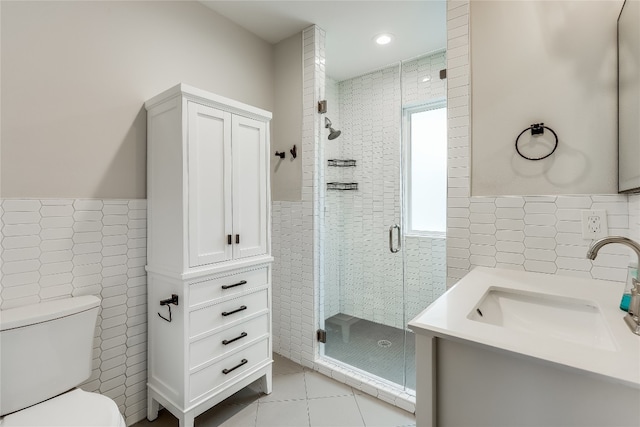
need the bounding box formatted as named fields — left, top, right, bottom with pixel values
left=0, top=295, right=101, bottom=416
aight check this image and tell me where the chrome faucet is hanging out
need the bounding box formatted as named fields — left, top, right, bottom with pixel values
left=587, top=236, right=640, bottom=335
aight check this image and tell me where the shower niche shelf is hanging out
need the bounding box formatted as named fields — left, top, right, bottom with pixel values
left=327, top=182, right=358, bottom=191
left=328, top=159, right=356, bottom=167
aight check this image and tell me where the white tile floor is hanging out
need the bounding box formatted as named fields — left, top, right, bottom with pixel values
left=133, top=354, right=416, bottom=427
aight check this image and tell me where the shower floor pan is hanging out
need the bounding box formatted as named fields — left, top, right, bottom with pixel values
left=324, top=314, right=416, bottom=390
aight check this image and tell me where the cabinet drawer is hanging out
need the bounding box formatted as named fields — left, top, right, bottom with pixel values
left=190, top=314, right=269, bottom=369
left=190, top=267, right=268, bottom=306
left=189, top=290, right=268, bottom=338
left=189, top=338, right=269, bottom=402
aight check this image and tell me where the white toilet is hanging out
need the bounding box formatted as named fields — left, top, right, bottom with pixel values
left=0, top=295, right=126, bottom=427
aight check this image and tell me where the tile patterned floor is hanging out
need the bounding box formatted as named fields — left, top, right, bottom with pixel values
left=133, top=354, right=416, bottom=427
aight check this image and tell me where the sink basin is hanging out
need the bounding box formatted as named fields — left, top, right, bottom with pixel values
left=468, top=287, right=617, bottom=351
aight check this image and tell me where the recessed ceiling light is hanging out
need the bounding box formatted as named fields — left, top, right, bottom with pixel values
left=422, top=75, right=432, bottom=82
left=374, top=33, right=394, bottom=45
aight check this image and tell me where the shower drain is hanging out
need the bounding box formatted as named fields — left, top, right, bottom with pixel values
left=377, top=339, right=392, bottom=348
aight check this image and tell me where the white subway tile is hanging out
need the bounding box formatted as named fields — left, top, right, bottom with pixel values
left=524, top=237, right=556, bottom=250
left=495, top=252, right=525, bottom=265
left=523, top=249, right=557, bottom=262
left=556, top=257, right=592, bottom=272
left=556, top=196, right=591, bottom=209
left=4, top=247, right=41, bottom=262
left=73, top=253, right=103, bottom=266
left=556, top=244, right=590, bottom=258
left=40, top=216, right=74, bottom=229
left=496, top=230, right=525, bottom=242
left=40, top=205, right=74, bottom=217
left=469, top=213, right=496, bottom=224
left=495, top=219, right=525, bottom=231
left=103, top=205, right=128, bottom=215
left=591, top=266, right=626, bottom=282
left=495, top=208, right=524, bottom=219
left=40, top=199, right=72, bottom=206
left=73, top=221, right=102, bottom=232
left=73, top=200, right=104, bottom=211
left=3, top=224, right=41, bottom=237
left=73, top=242, right=102, bottom=255
left=73, top=210, right=103, bottom=222
left=523, top=214, right=556, bottom=226
left=556, top=220, right=581, bottom=234
left=469, top=244, right=496, bottom=256
left=523, top=225, right=556, bottom=238
left=495, top=241, right=525, bottom=253
left=40, top=250, right=73, bottom=264
left=40, top=261, right=73, bottom=276
left=469, top=234, right=496, bottom=245
left=3, top=260, right=41, bottom=275
left=40, top=272, right=73, bottom=288
left=3, top=283, right=41, bottom=300
left=524, top=203, right=557, bottom=214
left=524, top=260, right=557, bottom=274
left=41, top=227, right=73, bottom=240
left=3, top=199, right=41, bottom=212
left=3, top=211, right=41, bottom=225
left=40, top=283, right=73, bottom=300
left=73, top=232, right=103, bottom=244
left=4, top=235, right=41, bottom=249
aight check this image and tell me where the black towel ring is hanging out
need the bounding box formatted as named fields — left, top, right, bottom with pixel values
left=515, top=123, right=558, bottom=161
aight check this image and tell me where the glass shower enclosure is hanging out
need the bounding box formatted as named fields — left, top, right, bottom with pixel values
left=319, top=52, right=448, bottom=392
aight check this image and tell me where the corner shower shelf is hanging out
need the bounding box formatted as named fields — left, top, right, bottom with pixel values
left=327, top=182, right=358, bottom=191
left=328, top=159, right=356, bottom=167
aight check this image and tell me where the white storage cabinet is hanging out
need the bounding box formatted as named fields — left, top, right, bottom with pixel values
left=145, top=84, right=273, bottom=427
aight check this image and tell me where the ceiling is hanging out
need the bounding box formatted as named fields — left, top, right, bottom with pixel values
left=200, top=1, right=447, bottom=82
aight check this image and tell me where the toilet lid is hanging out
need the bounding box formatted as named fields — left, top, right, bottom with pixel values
left=2, top=389, right=126, bottom=427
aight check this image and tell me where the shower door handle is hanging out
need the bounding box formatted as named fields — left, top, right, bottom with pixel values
left=389, top=224, right=401, bottom=253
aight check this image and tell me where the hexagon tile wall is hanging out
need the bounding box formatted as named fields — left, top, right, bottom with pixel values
left=0, top=199, right=148, bottom=425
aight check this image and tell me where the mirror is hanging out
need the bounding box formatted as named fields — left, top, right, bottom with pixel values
left=618, top=0, right=640, bottom=193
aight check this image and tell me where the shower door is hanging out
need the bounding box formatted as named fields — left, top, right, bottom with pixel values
left=320, top=64, right=411, bottom=389
left=320, top=52, right=447, bottom=392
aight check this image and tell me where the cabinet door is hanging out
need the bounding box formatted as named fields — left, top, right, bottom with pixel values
left=231, top=115, right=268, bottom=259
left=187, top=102, right=233, bottom=267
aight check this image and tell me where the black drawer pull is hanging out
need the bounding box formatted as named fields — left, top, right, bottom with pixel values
left=222, top=305, right=247, bottom=317
left=222, top=280, right=247, bottom=290
left=222, top=332, right=248, bottom=345
left=222, top=358, right=248, bottom=375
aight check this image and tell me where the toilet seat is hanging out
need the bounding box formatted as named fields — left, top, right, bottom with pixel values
left=2, top=389, right=126, bottom=427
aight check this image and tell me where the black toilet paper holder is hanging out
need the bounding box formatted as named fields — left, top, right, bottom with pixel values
left=158, top=294, right=179, bottom=322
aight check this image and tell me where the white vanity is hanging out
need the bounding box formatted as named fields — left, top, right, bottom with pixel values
left=409, top=267, right=640, bottom=427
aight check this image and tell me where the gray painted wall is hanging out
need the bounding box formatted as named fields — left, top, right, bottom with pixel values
left=271, top=32, right=303, bottom=201
left=471, top=0, right=622, bottom=196
left=1, top=1, right=275, bottom=199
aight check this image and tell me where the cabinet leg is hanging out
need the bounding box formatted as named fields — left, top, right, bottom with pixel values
left=147, top=395, right=160, bottom=421
left=260, top=372, right=273, bottom=395
left=179, top=412, right=195, bottom=427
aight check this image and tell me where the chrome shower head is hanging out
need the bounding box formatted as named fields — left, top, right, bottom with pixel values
left=325, top=117, right=341, bottom=140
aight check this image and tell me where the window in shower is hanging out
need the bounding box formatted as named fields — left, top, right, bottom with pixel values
left=405, top=101, right=447, bottom=236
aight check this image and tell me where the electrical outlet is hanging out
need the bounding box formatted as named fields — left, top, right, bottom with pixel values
left=581, top=210, right=608, bottom=239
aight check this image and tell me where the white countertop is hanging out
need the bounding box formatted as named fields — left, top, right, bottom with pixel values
left=409, top=267, right=640, bottom=389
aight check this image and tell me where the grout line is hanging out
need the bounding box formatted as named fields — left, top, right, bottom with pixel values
left=352, top=392, right=367, bottom=427
left=303, top=369, right=312, bottom=427
left=251, top=399, right=258, bottom=427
